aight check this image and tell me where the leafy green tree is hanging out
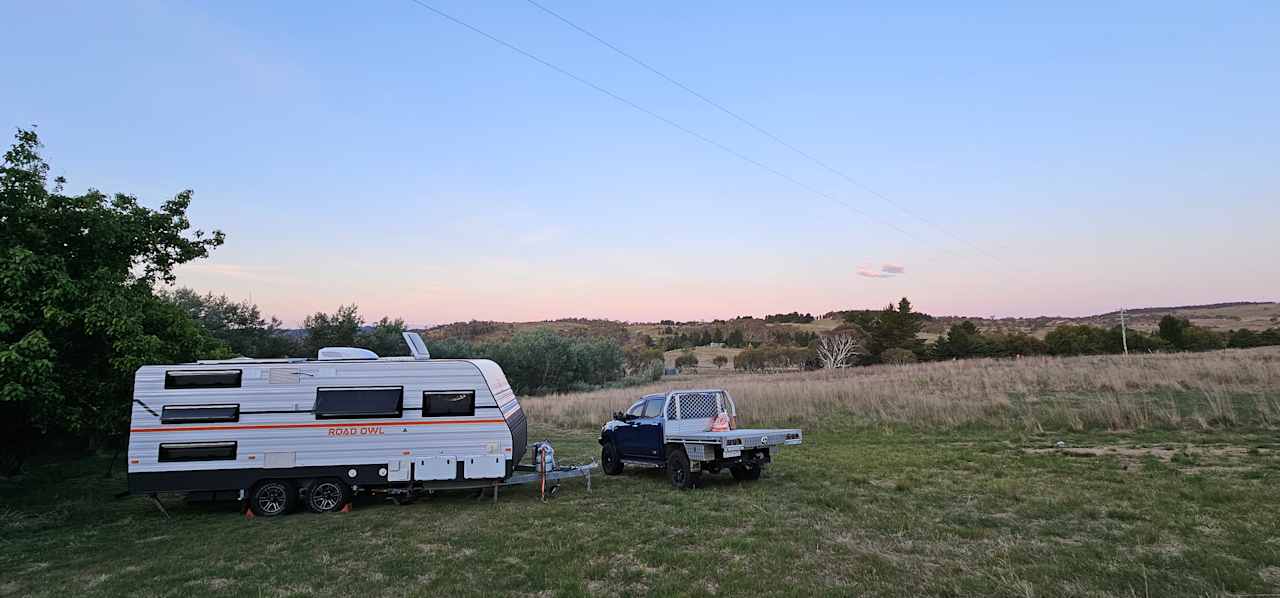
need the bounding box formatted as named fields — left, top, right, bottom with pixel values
left=854, top=298, right=926, bottom=361
left=932, top=320, right=987, bottom=359
left=726, top=328, right=746, bottom=348
left=357, top=317, right=410, bottom=357
left=0, top=129, right=226, bottom=441
left=301, top=304, right=362, bottom=356
left=1045, top=325, right=1109, bottom=356
left=1157, top=316, right=1189, bottom=349
left=983, top=331, right=1049, bottom=357
left=163, top=288, right=300, bottom=357
left=674, top=350, right=699, bottom=371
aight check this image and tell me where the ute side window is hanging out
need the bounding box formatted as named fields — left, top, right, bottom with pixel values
left=161, top=404, right=240, bottom=424
left=164, top=370, right=242, bottom=389
left=314, top=387, right=403, bottom=419
left=422, top=391, right=476, bottom=417
left=159, top=441, right=237, bottom=462
left=625, top=401, right=645, bottom=417
left=642, top=399, right=665, bottom=418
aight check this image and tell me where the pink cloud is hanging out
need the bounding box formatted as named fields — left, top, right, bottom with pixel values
left=857, top=267, right=893, bottom=279
left=881, top=263, right=905, bottom=274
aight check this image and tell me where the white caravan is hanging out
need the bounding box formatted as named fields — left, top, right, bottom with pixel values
left=127, top=333, right=529, bottom=516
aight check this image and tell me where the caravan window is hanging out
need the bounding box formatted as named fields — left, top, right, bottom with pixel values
left=422, top=391, right=475, bottom=417
left=165, top=370, right=242, bottom=389
left=161, top=404, right=240, bottom=424
left=159, top=442, right=237, bottom=462
left=314, top=387, right=403, bottom=419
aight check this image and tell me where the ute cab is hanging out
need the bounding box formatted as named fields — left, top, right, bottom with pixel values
left=598, top=389, right=802, bottom=489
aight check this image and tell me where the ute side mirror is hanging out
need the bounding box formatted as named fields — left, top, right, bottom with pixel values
left=612, top=411, right=626, bottom=421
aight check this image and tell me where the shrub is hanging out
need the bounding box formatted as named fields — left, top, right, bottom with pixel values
left=881, top=347, right=917, bottom=364
left=674, top=350, right=699, bottom=371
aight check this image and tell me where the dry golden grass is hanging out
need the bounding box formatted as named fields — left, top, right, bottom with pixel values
left=523, top=347, right=1280, bottom=432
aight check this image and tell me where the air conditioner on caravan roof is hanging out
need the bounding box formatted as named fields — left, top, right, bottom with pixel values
left=317, top=347, right=378, bottom=360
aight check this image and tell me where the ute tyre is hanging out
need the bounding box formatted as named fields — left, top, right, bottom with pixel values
left=730, top=463, right=762, bottom=481
left=306, top=478, right=352, bottom=513
left=601, top=441, right=624, bottom=476
left=249, top=480, right=297, bottom=517
left=667, top=448, right=700, bottom=490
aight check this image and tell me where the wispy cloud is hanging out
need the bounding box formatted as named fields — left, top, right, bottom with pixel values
left=857, top=267, right=894, bottom=279
left=857, top=262, right=906, bottom=279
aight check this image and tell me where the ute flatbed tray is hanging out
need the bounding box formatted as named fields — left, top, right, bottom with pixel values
left=665, top=428, right=803, bottom=447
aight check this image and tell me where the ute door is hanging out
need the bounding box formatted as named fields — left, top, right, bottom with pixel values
left=616, top=399, right=665, bottom=460
left=613, top=400, right=646, bottom=457
left=622, top=398, right=666, bottom=460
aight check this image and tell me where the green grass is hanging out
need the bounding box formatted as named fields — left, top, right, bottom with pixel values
left=3, top=424, right=1279, bottom=597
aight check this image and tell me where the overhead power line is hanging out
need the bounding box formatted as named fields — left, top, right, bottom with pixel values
left=522, top=0, right=1007, bottom=266
left=405, top=0, right=958, bottom=255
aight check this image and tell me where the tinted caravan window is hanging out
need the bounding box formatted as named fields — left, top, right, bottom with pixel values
left=315, top=387, right=403, bottom=419
left=159, top=442, right=237, bottom=462
left=165, top=370, right=242, bottom=390
left=161, top=404, right=239, bottom=424
left=423, top=391, right=475, bottom=417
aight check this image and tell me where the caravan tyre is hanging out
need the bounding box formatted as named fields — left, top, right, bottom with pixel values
left=306, top=478, right=352, bottom=513
left=601, top=441, right=624, bottom=475
left=249, top=480, right=297, bottom=517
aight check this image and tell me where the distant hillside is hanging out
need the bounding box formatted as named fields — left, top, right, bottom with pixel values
left=934, top=302, right=1279, bottom=338
left=417, top=302, right=1278, bottom=345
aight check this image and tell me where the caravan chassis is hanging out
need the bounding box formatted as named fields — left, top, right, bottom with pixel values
left=142, top=456, right=598, bottom=517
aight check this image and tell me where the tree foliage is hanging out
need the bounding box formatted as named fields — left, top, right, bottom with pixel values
left=163, top=288, right=300, bottom=358
left=674, top=350, right=700, bottom=371
left=847, top=298, right=926, bottom=362
left=0, top=130, right=226, bottom=439
left=426, top=329, right=626, bottom=395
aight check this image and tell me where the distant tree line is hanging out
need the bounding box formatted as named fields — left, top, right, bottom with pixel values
left=764, top=311, right=815, bottom=324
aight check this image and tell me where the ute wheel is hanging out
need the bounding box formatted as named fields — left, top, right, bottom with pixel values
left=730, top=463, right=762, bottom=481
left=249, top=480, right=297, bottom=517
left=601, top=441, right=624, bottom=475
left=306, top=478, right=352, bottom=513
left=667, top=448, right=700, bottom=490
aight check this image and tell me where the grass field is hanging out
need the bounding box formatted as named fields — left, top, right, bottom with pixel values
left=4, top=349, right=1280, bottom=597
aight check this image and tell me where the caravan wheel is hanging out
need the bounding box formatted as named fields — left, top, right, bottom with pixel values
left=249, top=480, right=297, bottom=517
left=306, top=478, right=352, bottom=513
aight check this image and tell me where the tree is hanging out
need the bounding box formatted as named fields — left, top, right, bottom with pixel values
left=1, top=129, right=226, bottom=442
left=712, top=354, right=729, bottom=369
left=816, top=333, right=864, bottom=369
left=725, top=328, right=746, bottom=348
left=163, top=288, right=300, bottom=357
left=301, top=304, right=362, bottom=356
left=1045, top=325, right=1109, bottom=356
left=881, top=347, right=917, bottom=365
left=1157, top=316, right=1189, bottom=349
left=674, top=350, right=699, bottom=371
left=854, top=298, right=925, bottom=361
left=357, top=317, right=410, bottom=357
left=933, top=320, right=987, bottom=360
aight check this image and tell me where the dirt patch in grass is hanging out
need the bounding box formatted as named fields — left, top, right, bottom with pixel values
left=1024, top=446, right=1255, bottom=460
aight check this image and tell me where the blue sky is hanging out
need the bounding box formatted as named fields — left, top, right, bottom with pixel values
left=5, top=1, right=1277, bottom=325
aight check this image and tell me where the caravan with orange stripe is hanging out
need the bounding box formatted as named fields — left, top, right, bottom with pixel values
left=127, top=333, right=530, bottom=516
